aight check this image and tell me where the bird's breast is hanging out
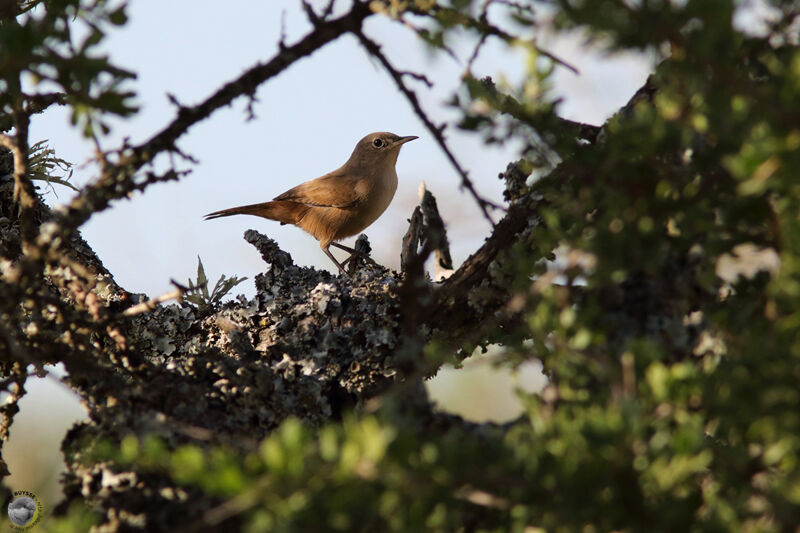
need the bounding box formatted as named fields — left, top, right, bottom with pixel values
left=331, top=168, right=398, bottom=240
left=362, top=167, right=398, bottom=221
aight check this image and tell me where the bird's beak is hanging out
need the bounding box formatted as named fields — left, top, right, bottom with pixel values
left=394, top=135, right=418, bottom=146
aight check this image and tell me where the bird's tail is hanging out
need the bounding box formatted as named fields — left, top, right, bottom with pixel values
left=204, top=201, right=308, bottom=225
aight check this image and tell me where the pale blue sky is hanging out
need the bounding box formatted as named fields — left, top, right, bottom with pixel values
left=29, top=0, right=652, bottom=297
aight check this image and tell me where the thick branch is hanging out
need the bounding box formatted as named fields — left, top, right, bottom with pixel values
left=426, top=181, right=544, bottom=342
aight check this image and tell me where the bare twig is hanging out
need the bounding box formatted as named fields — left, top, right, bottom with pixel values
left=419, top=4, right=580, bottom=75
left=278, top=9, right=289, bottom=51
left=418, top=182, right=454, bottom=279
left=401, top=205, right=426, bottom=274
left=466, top=33, right=489, bottom=73
left=300, top=0, right=321, bottom=26
left=400, top=70, right=434, bottom=88
left=121, top=285, right=185, bottom=317
left=356, top=32, right=502, bottom=227
left=321, top=0, right=336, bottom=20
left=0, top=93, right=67, bottom=133
left=57, top=2, right=373, bottom=233
left=343, top=234, right=376, bottom=274
left=400, top=183, right=454, bottom=280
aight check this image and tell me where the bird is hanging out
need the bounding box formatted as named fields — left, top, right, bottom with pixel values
left=205, top=132, right=417, bottom=276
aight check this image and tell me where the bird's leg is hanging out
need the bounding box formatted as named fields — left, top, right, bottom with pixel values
left=331, top=242, right=360, bottom=255
left=332, top=242, right=361, bottom=266
left=331, top=241, right=375, bottom=268
left=321, top=244, right=351, bottom=278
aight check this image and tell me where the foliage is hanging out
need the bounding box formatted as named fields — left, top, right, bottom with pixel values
left=27, top=139, right=76, bottom=191
left=183, top=255, right=247, bottom=310
left=0, top=0, right=136, bottom=137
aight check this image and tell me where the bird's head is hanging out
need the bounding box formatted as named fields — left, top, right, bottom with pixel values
left=345, top=131, right=418, bottom=173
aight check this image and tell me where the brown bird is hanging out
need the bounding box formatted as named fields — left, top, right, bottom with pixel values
left=205, top=132, right=417, bottom=276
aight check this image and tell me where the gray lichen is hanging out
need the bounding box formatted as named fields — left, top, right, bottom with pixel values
left=59, top=230, right=406, bottom=529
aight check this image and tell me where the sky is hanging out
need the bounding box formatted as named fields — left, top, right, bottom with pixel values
left=28, top=0, right=653, bottom=298
left=6, top=0, right=660, bottom=507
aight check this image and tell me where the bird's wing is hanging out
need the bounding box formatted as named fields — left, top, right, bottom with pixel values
left=273, top=172, right=363, bottom=208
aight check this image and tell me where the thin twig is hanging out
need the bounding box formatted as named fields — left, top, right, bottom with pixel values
left=322, top=0, right=336, bottom=19
left=400, top=70, right=434, bottom=88
left=356, top=32, right=502, bottom=227
left=0, top=93, right=66, bottom=133
left=466, top=33, right=489, bottom=73
left=57, top=2, right=373, bottom=233
left=414, top=4, right=580, bottom=75
left=300, top=0, right=321, bottom=26
left=121, top=285, right=185, bottom=317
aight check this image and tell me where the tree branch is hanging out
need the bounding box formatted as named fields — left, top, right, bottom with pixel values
left=55, top=1, right=373, bottom=233
left=355, top=31, right=503, bottom=227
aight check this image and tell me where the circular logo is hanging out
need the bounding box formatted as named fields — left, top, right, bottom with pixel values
left=7, top=491, right=43, bottom=530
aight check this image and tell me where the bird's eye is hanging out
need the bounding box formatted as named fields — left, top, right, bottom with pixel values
left=373, top=138, right=384, bottom=148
